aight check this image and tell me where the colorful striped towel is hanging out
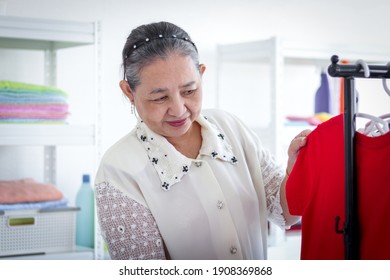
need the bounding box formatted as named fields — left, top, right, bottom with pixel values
left=0, top=80, right=69, bottom=123
left=0, top=80, right=67, bottom=96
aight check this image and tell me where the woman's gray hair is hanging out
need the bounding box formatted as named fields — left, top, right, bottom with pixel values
left=122, top=22, right=200, bottom=91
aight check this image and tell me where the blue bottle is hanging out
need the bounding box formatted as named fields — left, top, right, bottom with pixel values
left=75, top=174, right=95, bottom=248
left=314, top=71, right=331, bottom=114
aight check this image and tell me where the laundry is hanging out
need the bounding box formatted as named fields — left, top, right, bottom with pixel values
left=287, top=114, right=390, bottom=260
left=0, top=178, right=64, bottom=204
left=0, top=80, right=69, bottom=123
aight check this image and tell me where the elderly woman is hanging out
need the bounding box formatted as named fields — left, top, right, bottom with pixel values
left=95, top=21, right=308, bottom=260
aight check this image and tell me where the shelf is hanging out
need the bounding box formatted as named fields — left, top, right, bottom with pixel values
left=0, top=124, right=95, bottom=146
left=0, top=246, right=94, bottom=260
left=0, top=16, right=95, bottom=50
left=0, top=15, right=101, bottom=259
left=217, top=37, right=390, bottom=64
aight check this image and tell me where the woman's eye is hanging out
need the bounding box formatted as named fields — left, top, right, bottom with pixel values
left=153, top=96, right=167, bottom=103
left=184, top=89, right=196, bottom=95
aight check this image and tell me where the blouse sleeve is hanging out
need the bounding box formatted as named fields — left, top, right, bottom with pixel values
left=259, top=148, right=288, bottom=229
left=95, top=181, right=166, bottom=260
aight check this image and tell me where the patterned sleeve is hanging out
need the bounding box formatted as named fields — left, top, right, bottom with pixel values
left=259, top=149, right=287, bottom=229
left=95, top=181, right=166, bottom=260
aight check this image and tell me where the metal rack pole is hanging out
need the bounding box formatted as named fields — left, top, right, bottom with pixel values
left=343, top=77, right=359, bottom=260
left=328, top=55, right=390, bottom=259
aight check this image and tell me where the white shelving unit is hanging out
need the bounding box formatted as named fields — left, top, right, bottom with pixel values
left=0, top=125, right=95, bottom=146
left=2, top=246, right=94, bottom=260
left=216, top=36, right=390, bottom=258
left=0, top=16, right=101, bottom=260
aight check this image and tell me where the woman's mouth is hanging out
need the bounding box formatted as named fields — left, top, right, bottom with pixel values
left=167, top=118, right=187, bottom=127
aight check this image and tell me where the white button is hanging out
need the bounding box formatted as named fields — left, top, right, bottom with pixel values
left=230, top=246, right=237, bottom=254
left=117, top=225, right=125, bottom=233
left=195, top=162, right=202, bottom=167
left=217, top=201, right=224, bottom=209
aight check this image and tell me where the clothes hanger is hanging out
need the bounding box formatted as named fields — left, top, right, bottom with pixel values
left=354, top=60, right=389, bottom=136
left=359, top=113, right=389, bottom=136
left=363, top=113, right=390, bottom=134
left=356, top=59, right=370, bottom=78
left=382, top=62, right=390, bottom=96
left=379, top=114, right=390, bottom=130
left=380, top=62, right=390, bottom=129
left=380, top=63, right=390, bottom=129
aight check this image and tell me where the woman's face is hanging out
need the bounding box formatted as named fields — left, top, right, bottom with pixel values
left=126, top=53, right=205, bottom=141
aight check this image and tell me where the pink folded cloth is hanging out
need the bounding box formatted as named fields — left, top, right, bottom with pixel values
left=0, top=104, right=69, bottom=119
left=0, top=104, right=69, bottom=113
left=0, top=112, right=68, bottom=119
left=0, top=178, right=64, bottom=204
left=0, top=103, right=69, bottom=120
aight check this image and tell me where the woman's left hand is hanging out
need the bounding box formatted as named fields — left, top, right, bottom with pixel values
left=286, top=129, right=311, bottom=176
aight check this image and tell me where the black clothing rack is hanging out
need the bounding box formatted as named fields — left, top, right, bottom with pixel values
left=327, top=55, right=390, bottom=260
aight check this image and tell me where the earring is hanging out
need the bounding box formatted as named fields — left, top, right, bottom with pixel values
left=131, top=103, right=135, bottom=114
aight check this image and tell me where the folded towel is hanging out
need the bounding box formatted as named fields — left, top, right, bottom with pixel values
left=0, top=91, right=68, bottom=104
left=0, top=80, right=67, bottom=96
left=0, top=94, right=68, bottom=103
left=0, top=104, right=69, bottom=121
left=0, top=89, right=67, bottom=97
left=0, top=197, right=68, bottom=211
left=0, top=112, right=68, bottom=119
left=0, top=119, right=67, bottom=124
left=0, top=178, right=64, bottom=204
left=0, top=104, right=68, bottom=113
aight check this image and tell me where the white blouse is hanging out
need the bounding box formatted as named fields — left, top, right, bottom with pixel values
left=95, top=109, right=286, bottom=260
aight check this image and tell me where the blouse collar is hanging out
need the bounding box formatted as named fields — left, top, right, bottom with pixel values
left=136, top=114, right=237, bottom=191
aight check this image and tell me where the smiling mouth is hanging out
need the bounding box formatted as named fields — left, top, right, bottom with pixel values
left=167, top=118, right=187, bottom=127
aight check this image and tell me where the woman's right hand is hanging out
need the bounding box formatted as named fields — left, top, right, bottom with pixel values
left=286, top=129, right=311, bottom=176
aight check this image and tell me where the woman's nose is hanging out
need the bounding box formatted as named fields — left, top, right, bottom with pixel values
left=168, top=95, right=186, bottom=116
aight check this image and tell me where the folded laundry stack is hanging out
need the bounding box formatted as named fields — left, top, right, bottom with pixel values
left=0, top=80, right=69, bottom=124
left=0, top=178, right=68, bottom=211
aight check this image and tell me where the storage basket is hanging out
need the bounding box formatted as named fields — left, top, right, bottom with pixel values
left=0, top=207, right=79, bottom=257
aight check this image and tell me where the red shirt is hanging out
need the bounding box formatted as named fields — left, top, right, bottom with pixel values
left=286, top=114, right=390, bottom=259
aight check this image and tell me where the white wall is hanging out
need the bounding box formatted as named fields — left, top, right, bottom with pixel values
left=1, top=0, right=390, bottom=204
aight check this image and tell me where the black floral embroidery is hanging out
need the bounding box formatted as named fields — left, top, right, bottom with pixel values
left=136, top=115, right=238, bottom=192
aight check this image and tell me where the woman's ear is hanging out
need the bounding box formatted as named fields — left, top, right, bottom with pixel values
left=119, top=80, right=134, bottom=103
left=199, top=64, right=206, bottom=75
